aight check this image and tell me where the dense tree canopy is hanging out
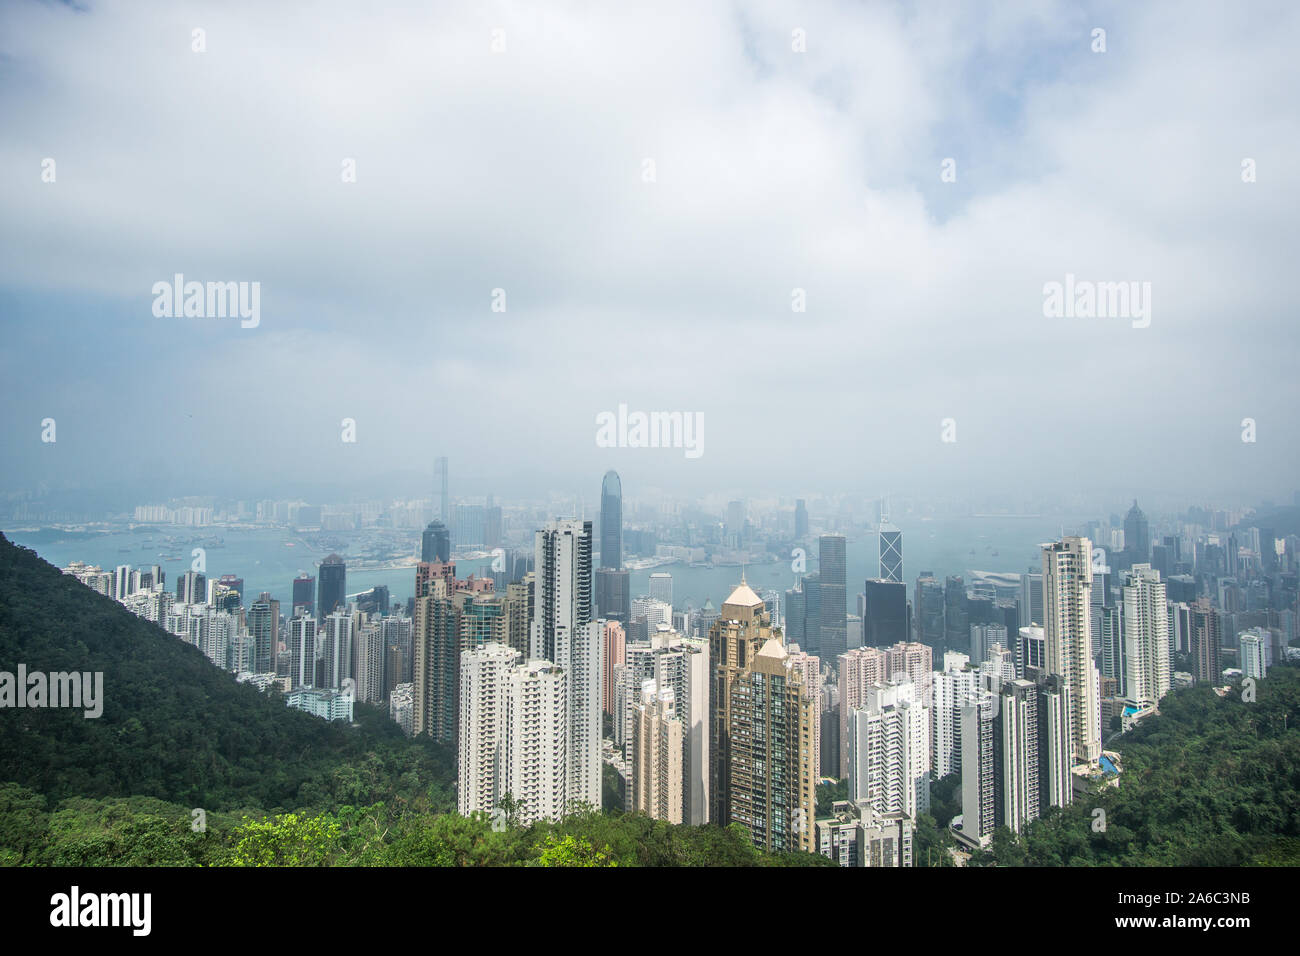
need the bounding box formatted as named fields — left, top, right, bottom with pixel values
left=979, top=665, right=1300, bottom=866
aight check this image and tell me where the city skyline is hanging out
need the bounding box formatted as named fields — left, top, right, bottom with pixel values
left=1, top=0, right=1298, bottom=889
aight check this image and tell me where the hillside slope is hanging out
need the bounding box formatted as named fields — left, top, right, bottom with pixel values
left=0, top=533, right=452, bottom=812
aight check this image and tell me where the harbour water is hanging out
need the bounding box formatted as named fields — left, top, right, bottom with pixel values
left=6, top=513, right=1090, bottom=614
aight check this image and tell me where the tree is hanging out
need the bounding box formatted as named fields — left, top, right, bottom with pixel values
left=535, top=834, right=617, bottom=867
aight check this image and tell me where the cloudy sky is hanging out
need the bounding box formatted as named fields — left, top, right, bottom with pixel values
left=1, top=0, right=1296, bottom=511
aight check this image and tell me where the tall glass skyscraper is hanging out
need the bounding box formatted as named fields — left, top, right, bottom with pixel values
left=1124, top=500, right=1150, bottom=562
left=421, top=520, right=451, bottom=563
left=879, top=522, right=903, bottom=583
left=819, top=534, right=847, bottom=660
left=318, top=553, right=347, bottom=619
left=292, top=574, right=315, bottom=617
left=600, top=470, right=622, bottom=570
left=435, top=456, right=449, bottom=522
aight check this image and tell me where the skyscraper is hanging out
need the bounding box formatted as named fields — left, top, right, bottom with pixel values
left=320, top=609, right=353, bottom=691
left=354, top=620, right=386, bottom=704
left=292, top=574, right=314, bottom=617
left=616, top=627, right=710, bottom=823
left=709, top=579, right=775, bottom=826
left=458, top=642, right=520, bottom=819
left=290, top=615, right=317, bottom=690
left=915, top=573, right=945, bottom=648
left=1018, top=571, right=1043, bottom=628
left=531, top=519, right=601, bottom=811
left=602, top=621, right=626, bottom=717
left=1097, top=605, right=1124, bottom=696
left=932, top=651, right=978, bottom=780
left=600, top=470, right=622, bottom=570
left=594, top=567, right=630, bottom=625
left=784, top=584, right=806, bottom=646
left=847, top=678, right=931, bottom=820
left=1122, top=564, right=1170, bottom=708
left=819, top=534, right=847, bottom=660
left=412, top=570, right=459, bottom=743
left=969, top=622, right=1008, bottom=668
left=1124, top=500, right=1150, bottom=564
left=1239, top=629, right=1267, bottom=680
left=794, top=499, right=808, bottom=540
left=504, top=659, right=568, bottom=825
left=863, top=579, right=908, bottom=647
left=317, top=554, right=347, bottom=619
left=802, top=572, right=822, bottom=657
left=648, top=572, right=673, bottom=607
left=958, top=690, right=997, bottom=848
left=994, top=679, right=1040, bottom=834
left=1042, top=537, right=1100, bottom=767
left=632, top=680, right=684, bottom=823
left=879, top=520, right=903, bottom=584
left=837, top=646, right=888, bottom=777
left=1018, top=624, right=1046, bottom=678
left=726, top=500, right=745, bottom=543
left=1189, top=597, right=1222, bottom=684
left=176, top=569, right=206, bottom=606
left=435, top=456, right=449, bottom=523
left=421, top=521, right=451, bottom=563
left=247, top=592, right=280, bottom=673
left=944, top=576, right=968, bottom=654
left=726, top=631, right=816, bottom=853
left=1026, top=666, right=1073, bottom=813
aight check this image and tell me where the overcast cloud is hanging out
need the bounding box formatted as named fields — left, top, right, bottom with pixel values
left=1, top=0, right=1296, bottom=509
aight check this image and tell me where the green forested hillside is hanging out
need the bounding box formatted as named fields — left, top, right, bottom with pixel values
left=980, top=665, right=1300, bottom=866
left=0, top=533, right=453, bottom=812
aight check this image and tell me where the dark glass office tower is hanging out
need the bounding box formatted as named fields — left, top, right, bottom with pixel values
left=1124, top=500, right=1150, bottom=562
left=915, top=573, right=945, bottom=648
left=421, top=520, right=451, bottom=562
left=784, top=585, right=806, bottom=645
left=818, top=534, right=847, bottom=660
left=356, top=585, right=390, bottom=616
left=595, top=567, right=630, bottom=625
left=879, top=523, right=903, bottom=583
left=794, top=499, right=808, bottom=539
left=863, top=579, right=908, bottom=646
left=601, top=470, right=622, bottom=570
left=318, top=553, right=347, bottom=618
left=803, top=571, right=822, bottom=656
left=944, top=575, right=968, bottom=654
left=292, top=574, right=315, bottom=617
